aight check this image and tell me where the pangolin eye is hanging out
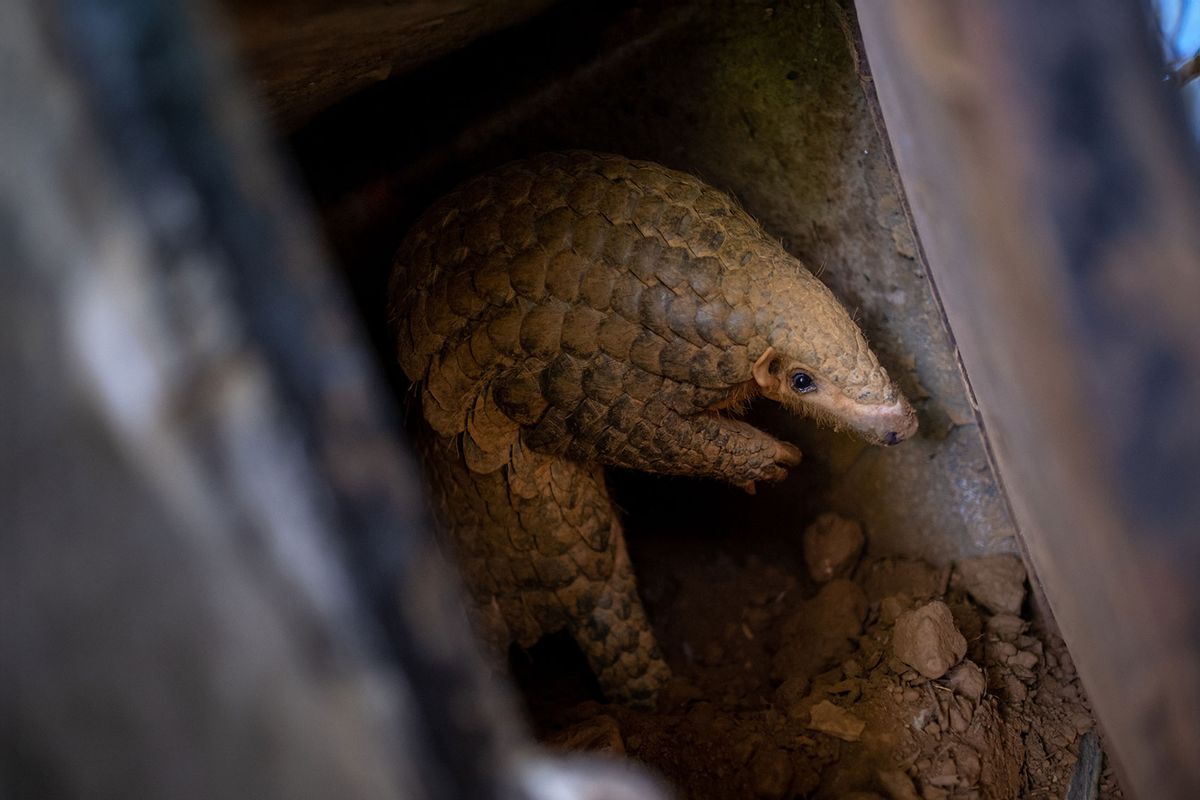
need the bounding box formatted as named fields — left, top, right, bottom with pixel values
left=790, top=371, right=816, bottom=393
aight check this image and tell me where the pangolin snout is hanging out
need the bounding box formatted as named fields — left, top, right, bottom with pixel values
left=860, top=397, right=918, bottom=447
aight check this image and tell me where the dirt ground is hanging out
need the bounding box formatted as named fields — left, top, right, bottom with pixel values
left=513, top=496, right=1123, bottom=799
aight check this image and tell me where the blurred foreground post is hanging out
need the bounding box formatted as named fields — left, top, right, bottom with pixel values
left=0, top=0, right=527, bottom=797
left=856, top=2, right=1200, bottom=797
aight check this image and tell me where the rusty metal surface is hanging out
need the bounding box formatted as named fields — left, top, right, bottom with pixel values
left=856, top=1, right=1200, bottom=796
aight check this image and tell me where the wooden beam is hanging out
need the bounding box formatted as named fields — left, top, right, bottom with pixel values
left=855, top=2, right=1200, bottom=797
left=223, top=0, right=557, bottom=128
left=0, top=1, right=524, bottom=796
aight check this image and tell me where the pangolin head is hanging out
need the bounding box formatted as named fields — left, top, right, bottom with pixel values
left=749, top=262, right=918, bottom=447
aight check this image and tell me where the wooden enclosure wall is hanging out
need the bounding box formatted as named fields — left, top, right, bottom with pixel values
left=856, top=2, right=1200, bottom=797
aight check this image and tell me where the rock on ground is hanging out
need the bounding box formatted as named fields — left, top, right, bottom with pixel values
left=892, top=601, right=967, bottom=679
left=986, top=612, right=1027, bottom=640
left=878, top=769, right=922, bottom=800
left=773, top=675, right=810, bottom=710
left=947, top=660, right=987, bottom=701
left=955, top=555, right=1027, bottom=615
left=807, top=700, right=866, bottom=742
left=773, top=579, right=867, bottom=680
left=524, top=550, right=1120, bottom=800
left=749, top=747, right=793, bottom=799
left=802, top=513, right=865, bottom=583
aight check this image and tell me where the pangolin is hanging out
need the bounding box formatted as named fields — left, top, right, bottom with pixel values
left=389, top=152, right=917, bottom=705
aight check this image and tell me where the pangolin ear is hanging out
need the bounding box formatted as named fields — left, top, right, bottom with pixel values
left=752, top=347, right=780, bottom=393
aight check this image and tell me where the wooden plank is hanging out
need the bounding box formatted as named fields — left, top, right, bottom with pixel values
left=855, top=2, right=1200, bottom=797
left=0, top=1, right=523, bottom=797
left=1, top=0, right=670, bottom=795
left=222, top=0, right=557, bottom=128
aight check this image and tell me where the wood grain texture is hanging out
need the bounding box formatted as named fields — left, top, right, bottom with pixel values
left=0, top=1, right=531, bottom=797
left=856, top=2, right=1200, bottom=796
left=224, top=0, right=556, bottom=128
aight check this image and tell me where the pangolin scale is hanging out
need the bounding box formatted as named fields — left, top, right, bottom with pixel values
left=390, top=152, right=916, bottom=704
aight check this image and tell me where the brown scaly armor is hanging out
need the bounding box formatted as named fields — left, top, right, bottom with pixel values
left=389, top=152, right=916, bottom=704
